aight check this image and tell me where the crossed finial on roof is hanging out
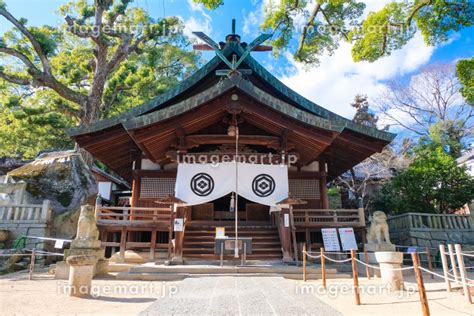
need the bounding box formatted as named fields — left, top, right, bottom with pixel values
left=192, top=19, right=272, bottom=77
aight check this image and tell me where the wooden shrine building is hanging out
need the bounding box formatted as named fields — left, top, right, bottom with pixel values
left=69, top=26, right=395, bottom=263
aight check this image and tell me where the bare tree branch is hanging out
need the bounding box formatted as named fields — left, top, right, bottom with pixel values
left=0, top=7, right=52, bottom=74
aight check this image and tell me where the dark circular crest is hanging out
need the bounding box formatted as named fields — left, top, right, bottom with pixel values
left=190, top=173, right=215, bottom=196
left=252, top=174, right=275, bottom=197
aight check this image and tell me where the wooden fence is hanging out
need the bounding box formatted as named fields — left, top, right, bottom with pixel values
left=293, top=209, right=365, bottom=228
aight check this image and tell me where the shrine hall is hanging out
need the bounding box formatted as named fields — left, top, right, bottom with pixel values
left=68, top=23, right=395, bottom=264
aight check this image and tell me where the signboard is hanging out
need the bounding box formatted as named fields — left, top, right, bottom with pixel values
left=215, top=227, right=226, bottom=238
left=284, top=214, right=290, bottom=227
left=173, top=218, right=184, bottom=232
left=224, top=239, right=243, bottom=250
left=321, top=228, right=341, bottom=252
left=338, top=228, right=358, bottom=251
left=54, top=239, right=65, bottom=249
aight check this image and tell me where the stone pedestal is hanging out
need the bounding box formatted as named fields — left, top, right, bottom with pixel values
left=364, top=243, right=396, bottom=278
left=66, top=255, right=96, bottom=297
left=375, top=251, right=404, bottom=291
left=54, top=205, right=108, bottom=279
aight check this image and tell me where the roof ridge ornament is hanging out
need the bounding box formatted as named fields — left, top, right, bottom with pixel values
left=192, top=19, right=272, bottom=78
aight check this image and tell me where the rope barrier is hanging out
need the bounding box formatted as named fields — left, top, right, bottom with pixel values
left=461, top=252, right=474, bottom=258
left=30, top=250, right=64, bottom=256
left=419, top=267, right=472, bottom=287
left=354, top=258, right=415, bottom=271
left=0, top=250, right=64, bottom=257
left=303, top=252, right=322, bottom=259
left=322, top=255, right=352, bottom=263
left=23, top=235, right=72, bottom=243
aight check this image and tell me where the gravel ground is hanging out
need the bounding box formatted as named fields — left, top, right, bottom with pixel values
left=1, top=269, right=473, bottom=315
left=139, top=276, right=341, bottom=315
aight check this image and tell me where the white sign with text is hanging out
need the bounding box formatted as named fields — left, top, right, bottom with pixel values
left=338, top=228, right=358, bottom=251
left=321, top=228, right=341, bottom=252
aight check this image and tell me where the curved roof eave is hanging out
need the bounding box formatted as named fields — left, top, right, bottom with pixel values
left=68, top=42, right=396, bottom=142
left=237, top=45, right=396, bottom=142
left=67, top=45, right=235, bottom=137
left=122, top=75, right=337, bottom=132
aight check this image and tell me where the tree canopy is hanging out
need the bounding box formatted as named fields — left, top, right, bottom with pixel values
left=195, top=0, right=473, bottom=65
left=0, top=0, right=200, bottom=158
left=374, top=138, right=474, bottom=214
left=456, top=57, right=474, bottom=106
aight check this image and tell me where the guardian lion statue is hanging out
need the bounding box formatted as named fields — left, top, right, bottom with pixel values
left=76, top=205, right=99, bottom=241
left=367, top=211, right=391, bottom=244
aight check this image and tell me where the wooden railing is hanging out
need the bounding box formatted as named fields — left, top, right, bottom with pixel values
left=0, top=200, right=51, bottom=223
left=387, top=212, right=473, bottom=231
left=293, top=209, right=365, bottom=228
left=96, top=206, right=172, bottom=225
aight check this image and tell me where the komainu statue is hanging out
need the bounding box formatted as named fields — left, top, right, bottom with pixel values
left=367, top=211, right=391, bottom=244
left=76, top=205, right=99, bottom=241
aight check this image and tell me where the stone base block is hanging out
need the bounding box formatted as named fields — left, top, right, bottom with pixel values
left=71, top=239, right=101, bottom=249
left=364, top=243, right=396, bottom=252
left=54, top=259, right=108, bottom=279
left=64, top=247, right=105, bottom=260
left=375, top=251, right=404, bottom=291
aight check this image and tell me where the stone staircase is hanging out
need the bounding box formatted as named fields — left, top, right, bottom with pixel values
left=114, top=263, right=349, bottom=281
left=183, top=225, right=282, bottom=260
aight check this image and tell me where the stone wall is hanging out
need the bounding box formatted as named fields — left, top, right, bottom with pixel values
left=0, top=222, right=51, bottom=250
left=0, top=200, right=52, bottom=251
left=390, top=229, right=474, bottom=249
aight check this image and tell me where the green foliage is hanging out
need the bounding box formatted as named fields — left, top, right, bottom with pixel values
left=374, top=140, right=474, bottom=214
left=350, top=94, right=378, bottom=127
left=351, top=0, right=474, bottom=62
left=428, top=121, right=465, bottom=157
left=350, top=2, right=413, bottom=62
left=456, top=57, right=474, bottom=106
left=0, top=86, right=75, bottom=159
left=261, top=0, right=365, bottom=65
left=197, top=0, right=473, bottom=65
left=0, top=0, right=200, bottom=158
left=193, top=0, right=222, bottom=10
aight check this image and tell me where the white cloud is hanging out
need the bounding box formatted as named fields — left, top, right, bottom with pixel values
left=242, top=10, right=260, bottom=36
left=279, top=33, right=435, bottom=120
left=182, top=16, right=212, bottom=38
left=182, top=0, right=213, bottom=39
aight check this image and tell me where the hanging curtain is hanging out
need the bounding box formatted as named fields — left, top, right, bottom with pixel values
left=175, top=162, right=288, bottom=206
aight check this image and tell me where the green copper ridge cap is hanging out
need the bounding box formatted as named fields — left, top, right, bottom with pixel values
left=123, top=75, right=337, bottom=132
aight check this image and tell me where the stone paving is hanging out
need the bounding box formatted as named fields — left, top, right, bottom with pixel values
left=140, top=276, right=342, bottom=315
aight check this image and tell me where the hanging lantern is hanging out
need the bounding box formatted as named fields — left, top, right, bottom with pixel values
left=230, top=192, right=235, bottom=212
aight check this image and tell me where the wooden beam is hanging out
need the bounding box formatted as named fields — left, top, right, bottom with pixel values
left=185, top=134, right=290, bottom=148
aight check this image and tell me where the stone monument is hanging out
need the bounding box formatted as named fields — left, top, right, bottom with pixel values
left=55, top=205, right=108, bottom=279
left=365, top=211, right=396, bottom=252
left=364, top=211, right=404, bottom=290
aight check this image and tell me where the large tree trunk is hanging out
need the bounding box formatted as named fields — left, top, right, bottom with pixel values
left=75, top=97, right=103, bottom=167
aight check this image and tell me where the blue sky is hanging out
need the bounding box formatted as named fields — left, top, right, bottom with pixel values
left=1, top=0, right=473, bottom=122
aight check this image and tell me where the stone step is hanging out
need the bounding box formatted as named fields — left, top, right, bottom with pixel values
left=129, top=264, right=337, bottom=275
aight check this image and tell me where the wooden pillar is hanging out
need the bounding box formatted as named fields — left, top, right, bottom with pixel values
left=149, top=229, right=157, bottom=260
left=130, top=172, right=140, bottom=220
left=119, top=227, right=127, bottom=262
left=320, top=176, right=329, bottom=209
left=280, top=208, right=293, bottom=262
left=172, top=206, right=185, bottom=264
left=305, top=229, right=311, bottom=252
